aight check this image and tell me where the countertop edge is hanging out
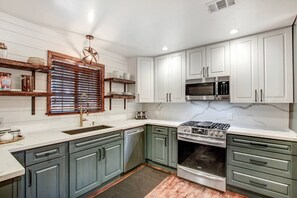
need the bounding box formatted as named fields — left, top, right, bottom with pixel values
left=0, top=150, right=25, bottom=182
left=1, top=119, right=296, bottom=183
left=0, top=169, right=25, bottom=183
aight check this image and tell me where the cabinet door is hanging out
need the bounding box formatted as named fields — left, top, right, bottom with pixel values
left=137, top=58, right=154, bottom=103
left=258, top=27, right=293, bottom=103
left=145, top=125, right=152, bottom=160
left=101, top=140, right=123, bottom=183
left=152, top=134, right=168, bottom=165
left=186, top=47, right=206, bottom=80
left=168, top=128, right=178, bottom=168
left=230, top=36, right=258, bottom=103
left=69, top=147, right=101, bottom=198
left=0, top=177, right=24, bottom=198
left=168, top=52, right=186, bottom=103
left=26, top=157, right=66, bottom=198
left=154, top=55, right=170, bottom=102
left=206, top=41, right=230, bottom=77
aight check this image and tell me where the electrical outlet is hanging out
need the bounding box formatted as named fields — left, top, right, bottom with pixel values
left=227, top=113, right=233, bottom=121
left=0, top=118, right=3, bottom=127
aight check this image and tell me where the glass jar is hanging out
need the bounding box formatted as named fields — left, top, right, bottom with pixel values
left=1, top=72, right=12, bottom=91
left=0, top=42, right=7, bottom=59
left=21, top=75, right=34, bottom=92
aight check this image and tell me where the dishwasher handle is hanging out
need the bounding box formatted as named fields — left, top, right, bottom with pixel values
left=124, top=128, right=144, bottom=135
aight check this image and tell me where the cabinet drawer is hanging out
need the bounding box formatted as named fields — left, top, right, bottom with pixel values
left=227, top=165, right=297, bottom=198
left=227, top=135, right=297, bottom=155
left=152, top=126, right=168, bottom=135
left=26, top=143, right=66, bottom=166
left=69, top=131, right=123, bottom=153
left=227, top=146, right=297, bottom=179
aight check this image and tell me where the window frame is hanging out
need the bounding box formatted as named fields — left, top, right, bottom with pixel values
left=47, top=51, right=105, bottom=116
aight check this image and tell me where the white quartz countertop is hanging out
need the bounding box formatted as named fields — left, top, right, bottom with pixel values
left=0, top=119, right=182, bottom=182
left=0, top=150, right=24, bottom=182
left=228, top=126, right=297, bottom=142
left=0, top=118, right=296, bottom=183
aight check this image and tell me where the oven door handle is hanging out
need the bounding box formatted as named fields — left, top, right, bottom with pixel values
left=178, top=135, right=226, bottom=148
left=178, top=165, right=225, bottom=181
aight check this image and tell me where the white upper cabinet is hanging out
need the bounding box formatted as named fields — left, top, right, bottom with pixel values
left=230, top=36, right=258, bottom=103
left=230, top=27, right=293, bottom=103
left=136, top=57, right=154, bottom=103
left=258, top=27, right=293, bottom=103
left=186, top=42, right=230, bottom=80
left=169, top=52, right=186, bottom=103
left=155, top=51, right=186, bottom=103
left=206, top=41, right=230, bottom=77
left=155, top=55, right=170, bottom=103
left=186, top=47, right=205, bottom=80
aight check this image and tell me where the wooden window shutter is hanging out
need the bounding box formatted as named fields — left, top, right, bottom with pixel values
left=47, top=51, right=105, bottom=115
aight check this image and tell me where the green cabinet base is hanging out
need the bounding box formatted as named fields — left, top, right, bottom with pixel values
left=26, top=157, right=67, bottom=198
left=0, top=176, right=24, bottom=198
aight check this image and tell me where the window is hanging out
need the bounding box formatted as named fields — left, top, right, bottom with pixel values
left=47, top=51, right=105, bottom=115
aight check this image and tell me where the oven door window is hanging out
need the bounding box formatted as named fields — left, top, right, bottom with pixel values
left=178, top=140, right=226, bottom=177
left=186, top=83, right=215, bottom=96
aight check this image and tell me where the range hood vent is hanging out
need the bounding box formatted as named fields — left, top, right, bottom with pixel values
left=207, top=0, right=236, bottom=13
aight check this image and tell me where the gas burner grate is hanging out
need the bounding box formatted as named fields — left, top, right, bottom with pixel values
left=210, top=123, right=230, bottom=130
left=180, top=121, right=230, bottom=130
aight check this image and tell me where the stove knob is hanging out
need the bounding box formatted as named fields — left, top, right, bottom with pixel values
left=209, top=131, right=214, bottom=136
left=187, top=129, right=191, bottom=133
left=184, top=129, right=187, bottom=133
left=214, top=131, right=219, bottom=136
left=219, top=132, right=224, bottom=137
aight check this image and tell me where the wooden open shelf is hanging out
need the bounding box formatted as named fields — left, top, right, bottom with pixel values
left=0, top=91, right=51, bottom=97
left=0, top=58, right=51, bottom=115
left=104, top=94, right=135, bottom=99
left=104, top=78, right=136, bottom=110
left=104, top=78, right=135, bottom=84
left=0, top=58, right=49, bottom=73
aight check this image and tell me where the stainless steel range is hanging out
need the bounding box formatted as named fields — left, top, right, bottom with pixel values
left=177, top=121, right=230, bottom=192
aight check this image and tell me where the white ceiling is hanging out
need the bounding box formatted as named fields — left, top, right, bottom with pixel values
left=0, top=0, right=296, bottom=57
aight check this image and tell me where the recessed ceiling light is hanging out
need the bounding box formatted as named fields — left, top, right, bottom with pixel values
left=230, top=29, right=239, bottom=34
left=162, top=46, right=168, bottom=51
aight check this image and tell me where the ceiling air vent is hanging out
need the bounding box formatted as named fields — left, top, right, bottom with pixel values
left=207, top=0, right=236, bottom=13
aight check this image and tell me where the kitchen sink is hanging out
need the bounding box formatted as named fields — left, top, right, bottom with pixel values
left=62, top=125, right=112, bottom=135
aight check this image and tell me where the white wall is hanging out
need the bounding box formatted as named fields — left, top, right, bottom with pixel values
left=0, top=12, right=141, bottom=132
left=0, top=11, right=294, bottom=132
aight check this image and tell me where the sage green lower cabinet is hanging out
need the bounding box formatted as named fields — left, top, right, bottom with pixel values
left=152, top=134, right=168, bottom=165
left=227, top=134, right=297, bottom=198
left=228, top=145, right=297, bottom=180
left=26, top=156, right=67, bottom=198
left=69, top=147, right=102, bottom=198
left=228, top=165, right=297, bottom=198
left=146, top=125, right=153, bottom=160
left=168, top=128, right=177, bottom=168
left=0, top=177, right=24, bottom=198
left=69, top=134, right=124, bottom=197
left=149, top=125, right=177, bottom=168
left=101, top=140, right=123, bottom=183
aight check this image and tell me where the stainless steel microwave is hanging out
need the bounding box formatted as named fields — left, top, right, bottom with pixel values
left=185, top=79, right=230, bottom=101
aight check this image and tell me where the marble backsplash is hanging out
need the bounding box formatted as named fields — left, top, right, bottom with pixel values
left=143, top=102, right=290, bottom=129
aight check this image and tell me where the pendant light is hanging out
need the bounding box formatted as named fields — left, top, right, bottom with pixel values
left=82, top=35, right=99, bottom=64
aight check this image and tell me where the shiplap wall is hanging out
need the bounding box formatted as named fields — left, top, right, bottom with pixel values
left=0, top=11, right=141, bottom=132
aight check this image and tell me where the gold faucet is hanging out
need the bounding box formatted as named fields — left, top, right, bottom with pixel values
left=80, top=93, right=89, bottom=127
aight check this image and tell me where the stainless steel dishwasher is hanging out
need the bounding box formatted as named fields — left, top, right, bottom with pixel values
left=124, top=127, right=145, bottom=172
